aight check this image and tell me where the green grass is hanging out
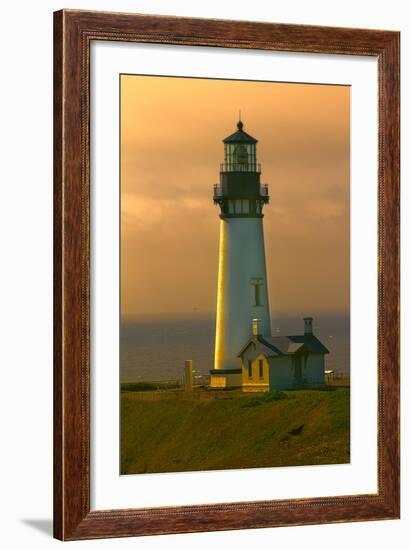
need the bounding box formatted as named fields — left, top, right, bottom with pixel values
left=121, top=381, right=180, bottom=392
left=121, top=387, right=350, bottom=475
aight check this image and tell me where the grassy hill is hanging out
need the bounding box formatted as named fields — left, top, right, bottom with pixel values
left=121, top=387, right=350, bottom=475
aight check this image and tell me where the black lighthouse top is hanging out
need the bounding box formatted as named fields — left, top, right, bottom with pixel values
left=221, top=120, right=259, bottom=173
left=223, top=120, right=258, bottom=144
left=214, top=120, right=269, bottom=219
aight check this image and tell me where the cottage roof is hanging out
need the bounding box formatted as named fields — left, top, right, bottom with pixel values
left=238, top=334, right=329, bottom=358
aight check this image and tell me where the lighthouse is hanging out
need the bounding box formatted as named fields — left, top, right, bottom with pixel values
left=210, top=120, right=271, bottom=388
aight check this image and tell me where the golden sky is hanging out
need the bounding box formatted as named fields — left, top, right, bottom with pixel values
left=121, top=75, right=350, bottom=318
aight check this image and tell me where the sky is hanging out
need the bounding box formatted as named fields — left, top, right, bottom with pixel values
left=121, top=75, right=350, bottom=319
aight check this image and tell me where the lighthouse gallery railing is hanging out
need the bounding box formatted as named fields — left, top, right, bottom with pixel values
left=220, top=162, right=261, bottom=173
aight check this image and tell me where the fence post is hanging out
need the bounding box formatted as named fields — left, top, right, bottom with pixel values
left=184, top=360, right=194, bottom=392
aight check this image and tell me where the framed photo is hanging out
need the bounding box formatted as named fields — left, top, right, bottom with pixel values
left=54, top=10, right=400, bottom=540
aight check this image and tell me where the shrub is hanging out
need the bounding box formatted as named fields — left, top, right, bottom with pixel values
left=263, top=390, right=287, bottom=402
left=121, top=381, right=180, bottom=392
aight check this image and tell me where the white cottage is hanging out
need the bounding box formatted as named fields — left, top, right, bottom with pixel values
left=238, top=318, right=329, bottom=392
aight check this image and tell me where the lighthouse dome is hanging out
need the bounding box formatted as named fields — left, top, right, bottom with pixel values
left=223, top=120, right=258, bottom=144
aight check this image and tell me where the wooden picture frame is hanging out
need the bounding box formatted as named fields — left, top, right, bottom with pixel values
left=53, top=9, right=400, bottom=540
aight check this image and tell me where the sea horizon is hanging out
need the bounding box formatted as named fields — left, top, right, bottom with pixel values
left=120, top=312, right=350, bottom=383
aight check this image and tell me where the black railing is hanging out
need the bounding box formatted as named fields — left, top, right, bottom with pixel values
left=220, top=162, right=261, bottom=173
left=260, top=184, right=269, bottom=197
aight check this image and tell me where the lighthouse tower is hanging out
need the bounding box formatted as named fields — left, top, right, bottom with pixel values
left=211, top=120, right=271, bottom=387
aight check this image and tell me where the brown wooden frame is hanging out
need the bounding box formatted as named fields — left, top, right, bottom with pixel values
left=54, top=9, right=400, bottom=541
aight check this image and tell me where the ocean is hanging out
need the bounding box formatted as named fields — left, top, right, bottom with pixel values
left=120, top=314, right=350, bottom=382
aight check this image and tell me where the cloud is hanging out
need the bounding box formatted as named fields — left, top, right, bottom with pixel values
left=121, top=76, right=350, bottom=316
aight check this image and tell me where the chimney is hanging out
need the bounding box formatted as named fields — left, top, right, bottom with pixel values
left=304, top=317, right=313, bottom=335
left=252, top=318, right=262, bottom=336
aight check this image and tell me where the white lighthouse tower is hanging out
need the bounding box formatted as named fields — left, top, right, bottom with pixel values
left=210, top=120, right=271, bottom=388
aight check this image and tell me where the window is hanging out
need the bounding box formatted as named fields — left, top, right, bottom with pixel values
left=259, top=359, right=264, bottom=379
left=248, top=359, right=253, bottom=379
left=252, top=279, right=263, bottom=306
left=254, top=284, right=260, bottom=306
left=234, top=144, right=248, bottom=165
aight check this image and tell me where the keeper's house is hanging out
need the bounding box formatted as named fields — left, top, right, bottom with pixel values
left=239, top=318, right=329, bottom=392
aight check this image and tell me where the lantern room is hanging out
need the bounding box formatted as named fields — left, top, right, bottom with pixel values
left=222, top=120, right=259, bottom=173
